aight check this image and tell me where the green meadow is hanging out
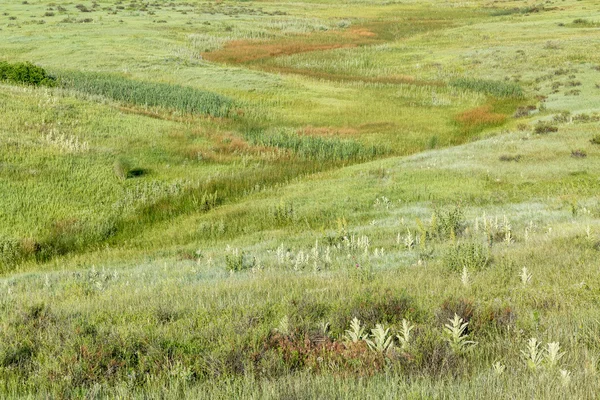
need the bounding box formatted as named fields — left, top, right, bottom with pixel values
left=1, top=0, right=600, bottom=397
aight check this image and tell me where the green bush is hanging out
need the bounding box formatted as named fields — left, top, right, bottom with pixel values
left=0, top=61, right=56, bottom=86
left=443, top=242, right=491, bottom=272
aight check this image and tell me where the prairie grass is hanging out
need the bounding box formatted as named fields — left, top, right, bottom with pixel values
left=1, top=0, right=600, bottom=397
left=57, top=71, right=235, bottom=117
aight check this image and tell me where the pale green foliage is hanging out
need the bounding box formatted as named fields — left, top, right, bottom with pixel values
left=444, top=314, right=476, bottom=354
left=344, top=317, right=366, bottom=343
left=276, top=315, right=291, bottom=336
left=560, top=370, right=572, bottom=387
left=461, top=266, right=470, bottom=287
left=365, top=324, right=394, bottom=353
left=396, top=319, right=414, bottom=351
left=520, top=267, right=532, bottom=285
left=545, top=342, right=565, bottom=369
left=521, top=338, right=544, bottom=371
left=492, top=362, right=506, bottom=376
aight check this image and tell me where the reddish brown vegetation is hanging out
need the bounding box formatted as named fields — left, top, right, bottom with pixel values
left=455, top=105, right=506, bottom=131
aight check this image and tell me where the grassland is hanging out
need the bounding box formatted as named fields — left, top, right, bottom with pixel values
left=1, top=0, right=600, bottom=398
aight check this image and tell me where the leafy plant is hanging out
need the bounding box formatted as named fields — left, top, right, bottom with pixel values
left=444, top=314, right=476, bottom=354
left=461, top=266, right=471, bottom=287
left=492, top=361, right=506, bottom=375
left=396, top=319, right=414, bottom=351
left=443, top=242, right=490, bottom=272
left=365, top=324, right=394, bottom=353
left=521, top=337, right=544, bottom=371
left=520, top=267, right=532, bottom=285
left=344, top=317, right=366, bottom=343
left=545, top=342, right=565, bottom=369
left=276, top=316, right=291, bottom=336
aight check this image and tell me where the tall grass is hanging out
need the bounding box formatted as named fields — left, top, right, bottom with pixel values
left=58, top=71, right=235, bottom=117
left=449, top=78, right=524, bottom=98
left=243, top=127, right=388, bottom=161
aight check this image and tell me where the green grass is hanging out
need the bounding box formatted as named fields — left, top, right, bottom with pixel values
left=1, top=0, right=600, bottom=397
left=449, top=78, right=524, bottom=98
left=58, top=71, right=235, bottom=117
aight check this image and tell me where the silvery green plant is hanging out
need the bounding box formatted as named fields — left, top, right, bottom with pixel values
left=520, top=267, right=532, bottom=285
left=560, top=369, right=572, bottom=387
left=344, top=317, right=366, bottom=343
left=396, top=319, right=414, bottom=351
left=461, top=266, right=470, bottom=287
left=276, top=315, right=290, bottom=336
left=521, top=337, right=544, bottom=371
left=444, top=314, right=476, bottom=354
left=545, top=342, right=565, bottom=369
left=365, top=324, right=394, bottom=353
left=492, top=361, right=506, bottom=376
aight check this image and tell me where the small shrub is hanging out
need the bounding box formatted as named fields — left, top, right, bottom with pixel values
left=443, top=242, right=490, bottom=272
left=113, top=157, right=131, bottom=180
left=513, top=105, right=536, bottom=118
left=0, top=61, right=56, bottom=86
left=590, top=135, right=600, bottom=145
left=534, top=122, right=558, bottom=134
left=225, top=249, right=255, bottom=272
left=75, top=4, right=91, bottom=12
left=432, top=206, right=466, bottom=240
left=0, top=237, right=24, bottom=273
left=499, top=154, right=522, bottom=162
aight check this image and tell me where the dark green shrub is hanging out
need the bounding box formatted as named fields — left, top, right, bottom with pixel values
left=0, top=61, right=56, bottom=86
left=433, top=206, right=466, bottom=240
left=534, top=121, right=558, bottom=134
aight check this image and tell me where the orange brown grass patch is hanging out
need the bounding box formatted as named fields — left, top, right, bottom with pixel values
left=455, top=105, right=507, bottom=132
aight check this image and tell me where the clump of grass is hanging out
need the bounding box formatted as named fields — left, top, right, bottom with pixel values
left=0, top=61, right=56, bottom=86
left=449, top=78, right=524, bottom=98
left=534, top=122, right=558, bottom=134
left=571, top=150, right=587, bottom=159
left=58, top=71, right=235, bottom=117
left=243, top=128, right=386, bottom=162
left=499, top=155, right=522, bottom=162
left=113, top=157, right=131, bottom=180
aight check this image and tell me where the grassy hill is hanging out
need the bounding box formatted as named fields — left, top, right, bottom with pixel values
left=1, top=0, right=600, bottom=397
